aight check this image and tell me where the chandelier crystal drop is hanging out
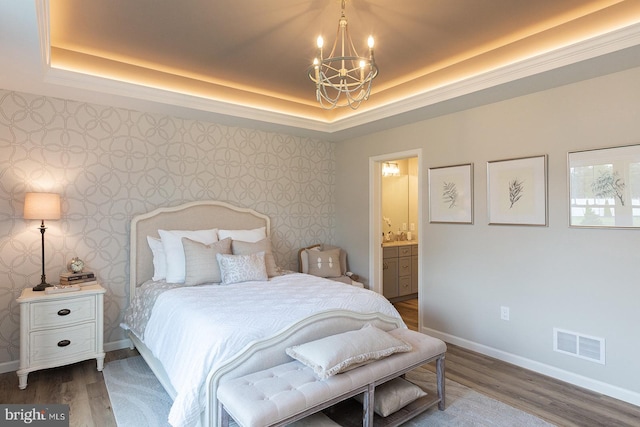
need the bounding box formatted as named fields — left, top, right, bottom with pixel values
left=308, top=0, right=378, bottom=110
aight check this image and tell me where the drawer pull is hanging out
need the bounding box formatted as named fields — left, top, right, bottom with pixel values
left=57, top=340, right=71, bottom=347
left=57, top=309, right=71, bottom=316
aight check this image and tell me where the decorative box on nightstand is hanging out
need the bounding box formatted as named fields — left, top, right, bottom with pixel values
left=16, top=284, right=106, bottom=389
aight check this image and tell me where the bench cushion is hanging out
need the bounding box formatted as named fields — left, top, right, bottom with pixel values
left=218, top=329, right=446, bottom=427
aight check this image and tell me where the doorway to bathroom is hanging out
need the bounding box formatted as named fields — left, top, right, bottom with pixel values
left=369, top=149, right=422, bottom=330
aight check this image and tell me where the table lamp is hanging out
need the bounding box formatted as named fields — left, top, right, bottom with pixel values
left=24, top=192, right=61, bottom=291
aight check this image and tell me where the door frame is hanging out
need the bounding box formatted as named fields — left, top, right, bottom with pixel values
left=369, top=149, right=423, bottom=329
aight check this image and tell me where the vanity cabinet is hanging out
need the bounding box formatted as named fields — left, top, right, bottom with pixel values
left=383, top=244, right=418, bottom=300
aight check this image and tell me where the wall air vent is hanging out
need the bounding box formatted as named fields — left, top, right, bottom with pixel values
left=553, top=328, right=605, bottom=364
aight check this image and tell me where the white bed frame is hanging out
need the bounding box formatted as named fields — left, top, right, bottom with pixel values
left=128, top=201, right=405, bottom=427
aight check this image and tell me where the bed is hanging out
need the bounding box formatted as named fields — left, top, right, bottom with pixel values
left=122, top=201, right=407, bottom=427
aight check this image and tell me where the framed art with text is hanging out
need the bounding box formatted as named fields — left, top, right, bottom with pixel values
left=428, top=163, right=473, bottom=224
left=487, top=155, right=547, bottom=226
left=568, top=144, right=640, bottom=229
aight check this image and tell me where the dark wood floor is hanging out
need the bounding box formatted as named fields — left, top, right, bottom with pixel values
left=393, top=298, right=640, bottom=427
left=0, top=348, right=136, bottom=427
left=0, top=300, right=638, bottom=426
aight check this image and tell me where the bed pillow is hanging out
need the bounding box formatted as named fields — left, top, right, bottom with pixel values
left=305, top=247, right=342, bottom=278
left=147, top=236, right=166, bottom=281
left=218, top=227, right=266, bottom=243
left=285, top=324, right=412, bottom=379
left=231, top=238, right=280, bottom=277
left=353, top=377, right=427, bottom=417
left=158, top=228, right=218, bottom=283
left=216, top=252, right=268, bottom=285
left=182, top=237, right=232, bottom=286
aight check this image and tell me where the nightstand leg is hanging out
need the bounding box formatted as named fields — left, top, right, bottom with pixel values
left=17, top=371, right=28, bottom=390
left=96, top=354, right=105, bottom=371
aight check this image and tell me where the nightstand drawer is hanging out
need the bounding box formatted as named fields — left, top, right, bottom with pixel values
left=30, top=296, right=96, bottom=329
left=30, top=323, right=96, bottom=365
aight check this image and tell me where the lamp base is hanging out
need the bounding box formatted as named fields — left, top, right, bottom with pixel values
left=32, top=282, right=52, bottom=292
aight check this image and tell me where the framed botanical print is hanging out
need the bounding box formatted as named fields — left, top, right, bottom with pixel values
left=568, top=144, right=640, bottom=228
left=428, top=163, right=473, bottom=224
left=487, top=155, right=547, bottom=226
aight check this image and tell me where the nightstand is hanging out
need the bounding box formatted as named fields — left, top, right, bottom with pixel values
left=16, top=284, right=106, bottom=389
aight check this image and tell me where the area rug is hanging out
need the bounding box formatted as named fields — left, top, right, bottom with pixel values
left=103, top=356, right=555, bottom=427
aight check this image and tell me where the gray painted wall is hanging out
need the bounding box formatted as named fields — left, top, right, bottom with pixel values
left=335, top=66, right=640, bottom=402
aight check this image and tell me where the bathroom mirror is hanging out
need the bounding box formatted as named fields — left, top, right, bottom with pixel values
left=382, top=158, right=418, bottom=242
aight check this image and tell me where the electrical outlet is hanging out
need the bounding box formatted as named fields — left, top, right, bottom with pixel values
left=402, top=223, right=407, bottom=230
left=410, top=223, right=415, bottom=231
left=500, top=306, right=510, bottom=321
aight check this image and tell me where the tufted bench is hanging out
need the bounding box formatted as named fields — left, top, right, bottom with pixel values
left=217, top=328, right=446, bottom=427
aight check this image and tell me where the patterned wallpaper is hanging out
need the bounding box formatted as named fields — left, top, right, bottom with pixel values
left=0, top=89, right=336, bottom=363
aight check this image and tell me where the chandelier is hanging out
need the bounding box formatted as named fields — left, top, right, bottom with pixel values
left=308, top=0, right=378, bottom=110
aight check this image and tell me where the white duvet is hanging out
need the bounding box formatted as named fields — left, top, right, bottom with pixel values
left=135, top=273, right=404, bottom=427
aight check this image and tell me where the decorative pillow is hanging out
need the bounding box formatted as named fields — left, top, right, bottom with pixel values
left=182, top=237, right=232, bottom=286
left=305, top=248, right=342, bottom=278
left=147, top=236, right=166, bottom=281
left=158, top=228, right=218, bottom=283
left=216, top=252, right=268, bottom=285
left=218, top=227, right=266, bottom=243
left=231, top=238, right=280, bottom=277
left=285, top=324, right=412, bottom=379
left=353, top=377, right=427, bottom=417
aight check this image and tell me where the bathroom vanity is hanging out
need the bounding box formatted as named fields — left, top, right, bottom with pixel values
left=382, top=241, right=418, bottom=301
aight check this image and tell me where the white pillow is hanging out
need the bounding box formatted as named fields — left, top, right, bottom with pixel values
left=354, top=377, right=427, bottom=417
left=158, top=228, right=218, bottom=283
left=285, top=324, right=412, bottom=379
left=216, top=252, right=268, bottom=285
left=147, top=236, right=166, bottom=281
left=218, top=227, right=266, bottom=243
left=182, top=237, right=232, bottom=286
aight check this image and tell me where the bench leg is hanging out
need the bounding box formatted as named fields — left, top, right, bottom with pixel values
left=436, top=355, right=446, bottom=410
left=363, top=383, right=375, bottom=427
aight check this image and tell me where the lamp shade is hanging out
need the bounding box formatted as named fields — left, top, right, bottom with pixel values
left=24, top=192, right=61, bottom=220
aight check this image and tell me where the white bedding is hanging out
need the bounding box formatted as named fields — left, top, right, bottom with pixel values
left=125, top=272, right=404, bottom=427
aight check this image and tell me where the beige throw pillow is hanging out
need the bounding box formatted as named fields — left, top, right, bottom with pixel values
left=305, top=247, right=342, bottom=278
left=231, top=237, right=280, bottom=277
left=182, top=237, right=232, bottom=286
left=354, top=377, right=427, bottom=417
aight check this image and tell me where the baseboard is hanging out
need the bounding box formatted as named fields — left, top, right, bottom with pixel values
left=0, top=359, right=19, bottom=375
left=0, top=339, right=133, bottom=375
left=104, top=338, right=132, bottom=352
left=422, top=326, right=640, bottom=407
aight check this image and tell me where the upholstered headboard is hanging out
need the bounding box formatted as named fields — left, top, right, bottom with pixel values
left=129, top=201, right=270, bottom=298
